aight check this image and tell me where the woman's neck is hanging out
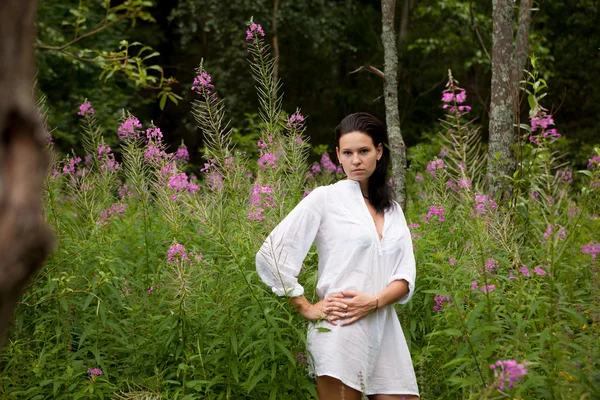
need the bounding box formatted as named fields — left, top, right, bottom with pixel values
left=359, top=180, right=369, bottom=198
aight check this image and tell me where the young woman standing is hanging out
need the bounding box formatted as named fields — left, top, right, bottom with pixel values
left=256, top=112, right=419, bottom=399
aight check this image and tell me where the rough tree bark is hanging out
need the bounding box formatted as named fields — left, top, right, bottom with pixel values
left=514, top=0, right=533, bottom=88
left=381, top=0, right=407, bottom=208
left=0, top=0, right=55, bottom=349
left=487, top=0, right=518, bottom=200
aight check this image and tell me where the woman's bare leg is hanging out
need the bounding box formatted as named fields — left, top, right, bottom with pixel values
left=316, top=375, right=363, bottom=400
left=369, top=394, right=419, bottom=400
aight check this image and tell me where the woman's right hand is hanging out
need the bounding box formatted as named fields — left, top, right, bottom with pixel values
left=295, top=293, right=347, bottom=325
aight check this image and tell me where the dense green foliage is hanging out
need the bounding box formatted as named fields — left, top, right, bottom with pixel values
left=2, top=21, right=600, bottom=398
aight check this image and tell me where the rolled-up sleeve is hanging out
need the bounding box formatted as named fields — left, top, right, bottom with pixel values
left=256, top=189, right=323, bottom=297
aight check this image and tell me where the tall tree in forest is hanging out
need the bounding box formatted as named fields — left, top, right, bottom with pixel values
left=487, top=0, right=533, bottom=200
left=381, top=0, right=407, bottom=207
left=0, top=0, right=55, bottom=349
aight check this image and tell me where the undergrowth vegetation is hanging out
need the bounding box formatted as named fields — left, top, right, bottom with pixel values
left=1, top=21, right=599, bottom=400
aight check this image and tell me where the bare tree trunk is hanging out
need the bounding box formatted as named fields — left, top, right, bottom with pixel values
left=487, top=0, right=515, bottom=200
left=272, top=0, right=280, bottom=86
left=381, top=0, right=407, bottom=207
left=0, top=0, right=55, bottom=349
left=398, top=0, right=410, bottom=44
left=513, top=0, right=533, bottom=85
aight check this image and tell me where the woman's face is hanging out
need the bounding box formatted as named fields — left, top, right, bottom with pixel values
left=336, top=131, right=383, bottom=183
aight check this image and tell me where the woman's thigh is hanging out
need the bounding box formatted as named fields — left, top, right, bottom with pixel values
left=316, top=375, right=363, bottom=400
left=368, top=395, right=419, bottom=400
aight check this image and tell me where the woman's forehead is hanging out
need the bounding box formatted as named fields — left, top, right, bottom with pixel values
left=338, top=131, right=374, bottom=149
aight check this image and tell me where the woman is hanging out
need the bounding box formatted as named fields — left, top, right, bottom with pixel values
left=256, top=112, right=419, bottom=399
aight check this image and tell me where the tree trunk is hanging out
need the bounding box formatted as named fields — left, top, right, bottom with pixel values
left=487, top=0, right=515, bottom=200
left=513, top=0, right=533, bottom=85
left=272, top=0, right=280, bottom=86
left=398, top=0, right=410, bottom=44
left=0, top=0, right=55, bottom=349
left=381, top=0, right=407, bottom=207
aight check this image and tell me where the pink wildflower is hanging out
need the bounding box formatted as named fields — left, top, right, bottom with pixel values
left=287, top=111, right=306, bottom=129
left=168, top=243, right=188, bottom=263
left=533, top=266, right=547, bottom=276
left=192, top=71, right=215, bottom=93
left=425, top=159, right=445, bottom=177
left=78, top=101, right=95, bottom=118
left=87, top=368, right=102, bottom=376
left=582, top=242, right=600, bottom=259
left=485, top=258, right=499, bottom=273
left=176, top=145, right=190, bottom=163
left=118, top=117, right=142, bottom=140
left=425, top=205, right=445, bottom=224
left=145, top=126, right=163, bottom=141
left=520, top=266, right=530, bottom=277
left=490, top=360, right=527, bottom=391
left=433, top=295, right=451, bottom=312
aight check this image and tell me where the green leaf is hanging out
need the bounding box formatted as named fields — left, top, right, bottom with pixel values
left=316, top=327, right=331, bottom=332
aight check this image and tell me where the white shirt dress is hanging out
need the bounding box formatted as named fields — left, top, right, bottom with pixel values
left=256, top=179, right=419, bottom=396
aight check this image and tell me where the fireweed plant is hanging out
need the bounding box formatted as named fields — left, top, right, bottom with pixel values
left=1, top=26, right=599, bottom=399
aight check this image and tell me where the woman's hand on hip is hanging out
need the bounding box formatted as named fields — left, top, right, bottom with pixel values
left=297, top=293, right=346, bottom=325
left=330, top=290, right=378, bottom=326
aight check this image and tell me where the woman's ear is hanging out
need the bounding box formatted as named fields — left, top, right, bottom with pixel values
left=376, top=143, right=383, bottom=160
left=335, top=146, right=341, bottom=164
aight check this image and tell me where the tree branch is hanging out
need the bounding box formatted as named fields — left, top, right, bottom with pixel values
left=469, top=0, right=492, bottom=62
left=34, top=15, right=127, bottom=52
left=350, top=65, right=385, bottom=79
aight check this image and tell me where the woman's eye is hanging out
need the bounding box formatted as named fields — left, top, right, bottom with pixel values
left=361, top=149, right=368, bottom=154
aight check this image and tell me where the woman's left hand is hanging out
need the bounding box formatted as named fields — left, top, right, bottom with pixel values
left=328, top=290, right=378, bottom=326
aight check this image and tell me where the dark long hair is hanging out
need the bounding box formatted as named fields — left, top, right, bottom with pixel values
left=335, top=112, right=393, bottom=213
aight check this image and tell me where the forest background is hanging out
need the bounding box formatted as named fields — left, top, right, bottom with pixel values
left=39, top=0, right=599, bottom=168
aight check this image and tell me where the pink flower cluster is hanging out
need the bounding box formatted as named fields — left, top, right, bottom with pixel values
left=520, top=265, right=531, bottom=277
left=587, top=155, right=600, bottom=170
left=472, top=193, right=497, bottom=217
left=246, top=22, right=265, bottom=43
left=490, top=360, right=527, bottom=391
left=433, top=295, right=451, bottom=312
left=485, top=258, right=499, bottom=273
left=542, top=224, right=566, bottom=244
left=78, top=101, right=95, bottom=118
left=98, top=145, right=119, bottom=173
left=176, top=145, right=190, bottom=163
left=582, top=242, right=600, bottom=259
left=287, top=111, right=305, bottom=129
left=472, top=281, right=496, bottom=293
left=258, top=152, right=278, bottom=171
left=63, top=157, right=82, bottom=175
left=145, top=126, right=163, bottom=141
left=168, top=243, right=188, bottom=263
left=206, top=172, right=223, bottom=192
left=320, top=153, right=341, bottom=174
left=529, top=112, right=561, bottom=144
left=556, top=169, right=573, bottom=184
left=425, top=205, right=445, bottom=224
left=441, top=89, right=471, bottom=113
left=144, top=144, right=168, bottom=164
left=168, top=172, right=200, bottom=200
left=248, top=184, right=275, bottom=221
left=118, top=117, right=142, bottom=140
left=426, top=159, right=445, bottom=177
left=192, top=71, right=215, bottom=93
left=99, top=202, right=127, bottom=226
left=87, top=368, right=102, bottom=376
